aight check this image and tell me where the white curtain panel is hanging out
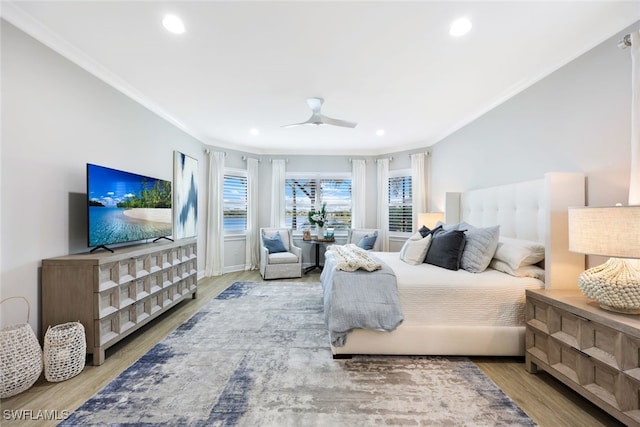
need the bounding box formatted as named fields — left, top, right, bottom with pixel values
left=245, top=158, right=260, bottom=270
left=411, top=153, right=428, bottom=231
left=205, top=151, right=225, bottom=276
left=630, top=31, right=640, bottom=204
left=351, top=159, right=367, bottom=228
left=376, top=158, right=390, bottom=252
left=270, top=159, right=286, bottom=227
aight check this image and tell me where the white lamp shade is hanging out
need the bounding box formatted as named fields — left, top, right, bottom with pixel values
left=568, top=206, right=640, bottom=258
left=418, top=212, right=444, bottom=230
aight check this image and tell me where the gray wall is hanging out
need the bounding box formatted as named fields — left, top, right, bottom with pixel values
left=429, top=22, right=636, bottom=211
left=1, top=21, right=204, bottom=332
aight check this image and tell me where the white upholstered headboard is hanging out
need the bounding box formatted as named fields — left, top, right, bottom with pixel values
left=444, top=172, right=585, bottom=289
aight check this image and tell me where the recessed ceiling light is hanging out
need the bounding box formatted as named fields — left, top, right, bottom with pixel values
left=449, top=17, right=472, bottom=37
left=376, top=129, right=385, bottom=136
left=163, top=14, right=185, bottom=34
left=250, top=128, right=259, bottom=136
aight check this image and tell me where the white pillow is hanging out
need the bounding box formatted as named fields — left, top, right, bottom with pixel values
left=400, top=233, right=432, bottom=265
left=492, top=237, right=545, bottom=270
left=490, top=259, right=545, bottom=281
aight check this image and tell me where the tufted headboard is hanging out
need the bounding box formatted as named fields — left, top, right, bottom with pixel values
left=444, top=172, right=585, bottom=289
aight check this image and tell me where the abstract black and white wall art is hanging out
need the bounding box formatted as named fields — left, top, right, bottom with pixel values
left=173, top=151, right=198, bottom=238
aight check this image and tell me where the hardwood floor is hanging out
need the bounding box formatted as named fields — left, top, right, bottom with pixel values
left=1, top=271, right=623, bottom=426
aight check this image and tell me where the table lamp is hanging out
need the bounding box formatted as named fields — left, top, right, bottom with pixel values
left=418, top=212, right=445, bottom=230
left=568, top=206, right=640, bottom=313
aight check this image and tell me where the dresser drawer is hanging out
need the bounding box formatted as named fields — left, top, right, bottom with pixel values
left=525, top=289, right=640, bottom=426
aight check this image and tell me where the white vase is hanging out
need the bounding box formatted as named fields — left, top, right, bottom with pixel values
left=317, top=225, right=325, bottom=239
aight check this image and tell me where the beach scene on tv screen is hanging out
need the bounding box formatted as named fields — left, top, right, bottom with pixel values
left=88, top=166, right=172, bottom=247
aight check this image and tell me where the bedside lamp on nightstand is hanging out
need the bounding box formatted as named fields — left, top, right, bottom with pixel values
left=418, top=212, right=445, bottom=230
left=568, top=206, right=640, bottom=314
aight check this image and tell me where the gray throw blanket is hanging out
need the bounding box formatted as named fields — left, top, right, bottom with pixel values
left=322, top=252, right=404, bottom=347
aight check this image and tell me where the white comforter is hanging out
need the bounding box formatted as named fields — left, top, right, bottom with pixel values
left=370, top=251, right=543, bottom=327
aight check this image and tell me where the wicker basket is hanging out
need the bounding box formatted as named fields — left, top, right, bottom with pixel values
left=44, top=322, right=86, bottom=382
left=0, top=297, right=43, bottom=398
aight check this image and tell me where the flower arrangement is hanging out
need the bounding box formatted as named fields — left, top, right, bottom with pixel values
left=308, top=203, right=328, bottom=228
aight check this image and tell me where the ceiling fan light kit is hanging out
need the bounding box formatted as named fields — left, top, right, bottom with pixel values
left=282, top=98, right=357, bottom=129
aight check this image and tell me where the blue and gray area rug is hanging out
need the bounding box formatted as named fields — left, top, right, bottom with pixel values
left=62, top=281, right=535, bottom=426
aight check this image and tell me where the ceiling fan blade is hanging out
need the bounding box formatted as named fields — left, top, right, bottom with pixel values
left=307, top=97, right=324, bottom=113
left=282, top=98, right=355, bottom=128
left=281, top=112, right=325, bottom=128
left=320, top=115, right=357, bottom=128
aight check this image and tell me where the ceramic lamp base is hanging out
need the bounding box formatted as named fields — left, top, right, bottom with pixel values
left=578, top=258, right=640, bottom=314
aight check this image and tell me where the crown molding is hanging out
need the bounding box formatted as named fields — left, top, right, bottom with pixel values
left=1, top=1, right=206, bottom=146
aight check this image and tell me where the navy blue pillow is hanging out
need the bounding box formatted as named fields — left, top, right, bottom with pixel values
left=424, top=229, right=466, bottom=270
left=357, top=234, right=377, bottom=250
left=262, top=231, right=287, bottom=254
left=419, top=224, right=442, bottom=238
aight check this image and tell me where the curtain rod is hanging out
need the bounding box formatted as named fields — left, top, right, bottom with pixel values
left=618, top=34, right=632, bottom=49
left=204, top=149, right=227, bottom=156
left=409, top=151, right=430, bottom=158
left=241, top=155, right=261, bottom=162
left=348, top=158, right=367, bottom=163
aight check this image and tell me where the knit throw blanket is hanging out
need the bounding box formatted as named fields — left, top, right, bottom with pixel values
left=327, top=244, right=382, bottom=272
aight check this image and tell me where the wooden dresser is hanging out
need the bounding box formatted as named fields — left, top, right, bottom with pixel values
left=42, top=238, right=197, bottom=365
left=526, top=288, right=640, bottom=426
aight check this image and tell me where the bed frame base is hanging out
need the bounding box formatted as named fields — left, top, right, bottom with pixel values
left=332, top=354, right=353, bottom=360
left=331, top=325, right=526, bottom=357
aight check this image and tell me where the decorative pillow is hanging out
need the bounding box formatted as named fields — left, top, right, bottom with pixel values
left=418, top=225, right=442, bottom=238
left=458, top=222, right=500, bottom=273
left=350, top=230, right=378, bottom=246
left=262, top=231, right=287, bottom=254
left=399, top=232, right=419, bottom=259
left=357, top=235, right=377, bottom=250
left=418, top=225, right=429, bottom=237
left=425, top=229, right=466, bottom=270
left=490, top=259, right=545, bottom=281
left=435, top=221, right=458, bottom=232
left=400, top=233, right=432, bottom=265
left=493, top=237, right=545, bottom=270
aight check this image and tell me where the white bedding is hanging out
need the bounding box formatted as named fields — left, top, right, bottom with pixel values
left=327, top=173, right=584, bottom=356
left=371, top=251, right=544, bottom=327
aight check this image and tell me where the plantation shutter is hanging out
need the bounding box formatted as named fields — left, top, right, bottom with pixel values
left=320, top=179, right=352, bottom=229
left=285, top=177, right=352, bottom=230
left=224, top=174, right=248, bottom=231
left=285, top=178, right=317, bottom=230
left=388, top=176, right=412, bottom=232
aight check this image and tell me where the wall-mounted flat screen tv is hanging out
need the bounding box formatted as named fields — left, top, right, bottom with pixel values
left=87, top=163, right=172, bottom=251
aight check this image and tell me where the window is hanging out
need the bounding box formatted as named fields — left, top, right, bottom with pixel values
left=285, top=175, right=352, bottom=230
left=223, top=171, right=247, bottom=232
left=388, top=174, right=412, bottom=232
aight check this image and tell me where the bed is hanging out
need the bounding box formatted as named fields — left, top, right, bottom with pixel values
left=321, top=172, right=586, bottom=357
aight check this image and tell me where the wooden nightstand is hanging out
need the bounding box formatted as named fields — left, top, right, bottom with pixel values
left=525, top=288, right=640, bottom=426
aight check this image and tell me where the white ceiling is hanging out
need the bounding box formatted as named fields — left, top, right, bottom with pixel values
left=3, top=1, right=639, bottom=155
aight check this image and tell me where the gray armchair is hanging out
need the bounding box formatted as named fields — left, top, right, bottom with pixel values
left=346, top=228, right=382, bottom=251
left=260, top=228, right=302, bottom=279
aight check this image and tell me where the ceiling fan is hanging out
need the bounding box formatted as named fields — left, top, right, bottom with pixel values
left=282, top=97, right=357, bottom=128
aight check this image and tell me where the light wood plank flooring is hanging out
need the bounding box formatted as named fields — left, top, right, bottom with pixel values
left=0, top=271, right=623, bottom=426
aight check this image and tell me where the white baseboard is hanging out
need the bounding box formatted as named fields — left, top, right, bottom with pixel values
left=223, top=264, right=248, bottom=274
